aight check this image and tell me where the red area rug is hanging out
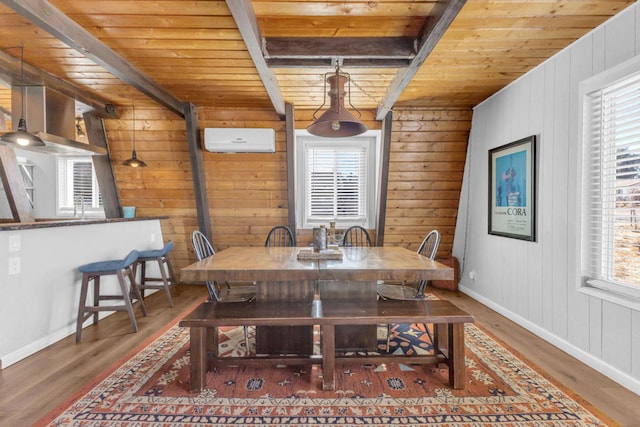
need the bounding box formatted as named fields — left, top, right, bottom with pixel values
left=38, top=311, right=613, bottom=426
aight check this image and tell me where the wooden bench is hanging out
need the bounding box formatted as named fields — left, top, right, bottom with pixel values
left=179, top=299, right=474, bottom=393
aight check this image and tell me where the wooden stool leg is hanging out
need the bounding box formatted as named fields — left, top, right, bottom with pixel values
left=117, top=270, right=139, bottom=333
left=139, top=261, right=146, bottom=298
left=75, top=273, right=90, bottom=342
left=165, top=256, right=177, bottom=284
left=92, top=275, right=101, bottom=325
left=157, top=257, right=174, bottom=307
left=127, top=266, right=147, bottom=316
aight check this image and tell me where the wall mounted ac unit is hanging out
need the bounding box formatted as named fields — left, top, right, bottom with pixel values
left=203, top=128, right=275, bottom=153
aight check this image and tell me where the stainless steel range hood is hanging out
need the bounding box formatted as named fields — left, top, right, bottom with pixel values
left=4, top=85, right=106, bottom=155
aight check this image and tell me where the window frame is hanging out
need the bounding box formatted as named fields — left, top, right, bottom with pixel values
left=56, top=155, right=105, bottom=218
left=294, top=130, right=381, bottom=230
left=578, top=54, right=640, bottom=307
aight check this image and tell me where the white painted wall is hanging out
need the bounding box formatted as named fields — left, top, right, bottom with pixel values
left=454, top=3, right=640, bottom=395
left=0, top=219, right=165, bottom=368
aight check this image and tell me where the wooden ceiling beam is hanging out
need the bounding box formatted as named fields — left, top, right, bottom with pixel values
left=0, top=50, right=118, bottom=119
left=264, top=37, right=416, bottom=68
left=267, top=58, right=412, bottom=68
left=0, top=0, right=185, bottom=118
left=226, top=0, right=286, bottom=116
left=376, top=0, right=467, bottom=120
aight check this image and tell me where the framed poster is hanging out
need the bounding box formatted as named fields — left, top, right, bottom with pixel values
left=488, top=135, right=537, bottom=241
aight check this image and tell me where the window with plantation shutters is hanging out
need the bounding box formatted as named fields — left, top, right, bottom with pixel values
left=57, top=156, right=104, bottom=217
left=296, top=132, right=380, bottom=229
left=581, top=58, right=640, bottom=300
left=306, top=146, right=366, bottom=220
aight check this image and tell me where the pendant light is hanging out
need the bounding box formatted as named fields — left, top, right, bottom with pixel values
left=0, top=43, right=45, bottom=147
left=307, top=63, right=367, bottom=138
left=122, top=104, right=147, bottom=167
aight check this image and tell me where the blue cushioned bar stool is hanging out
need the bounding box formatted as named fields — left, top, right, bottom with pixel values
left=133, top=241, right=176, bottom=307
left=75, top=250, right=147, bottom=342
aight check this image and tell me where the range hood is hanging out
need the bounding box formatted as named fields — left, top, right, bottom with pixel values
left=3, top=86, right=106, bottom=155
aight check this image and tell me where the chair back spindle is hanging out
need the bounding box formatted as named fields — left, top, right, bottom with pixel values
left=265, top=225, right=296, bottom=247
left=342, top=225, right=372, bottom=247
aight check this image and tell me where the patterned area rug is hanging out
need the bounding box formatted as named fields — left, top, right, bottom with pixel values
left=38, top=314, right=612, bottom=426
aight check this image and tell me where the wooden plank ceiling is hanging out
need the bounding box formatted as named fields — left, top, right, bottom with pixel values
left=0, top=0, right=635, bottom=121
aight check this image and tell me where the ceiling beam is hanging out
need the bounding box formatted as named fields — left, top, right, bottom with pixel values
left=0, top=50, right=118, bottom=119
left=226, top=0, right=285, bottom=116
left=376, top=0, right=467, bottom=120
left=265, top=58, right=412, bottom=68
left=0, top=0, right=185, bottom=118
left=264, top=37, right=415, bottom=68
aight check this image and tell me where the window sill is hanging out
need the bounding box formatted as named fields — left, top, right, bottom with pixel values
left=578, top=286, right=640, bottom=311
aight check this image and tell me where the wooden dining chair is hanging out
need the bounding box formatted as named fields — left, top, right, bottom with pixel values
left=264, top=225, right=296, bottom=247
left=377, top=229, right=441, bottom=350
left=191, top=230, right=256, bottom=351
left=342, top=225, right=372, bottom=247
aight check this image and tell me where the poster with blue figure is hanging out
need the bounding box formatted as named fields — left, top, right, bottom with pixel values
left=495, top=151, right=527, bottom=207
left=488, top=135, right=536, bottom=241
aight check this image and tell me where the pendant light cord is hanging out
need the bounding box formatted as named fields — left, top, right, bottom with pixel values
left=19, top=42, right=25, bottom=120
left=132, top=103, right=135, bottom=151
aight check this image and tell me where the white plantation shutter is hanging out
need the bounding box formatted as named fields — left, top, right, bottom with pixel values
left=305, top=146, right=367, bottom=221
left=73, top=161, right=94, bottom=206
left=582, top=66, right=640, bottom=298
left=57, top=156, right=103, bottom=214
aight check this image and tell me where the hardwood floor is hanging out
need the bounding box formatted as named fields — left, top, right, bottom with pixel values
left=1, top=284, right=639, bottom=426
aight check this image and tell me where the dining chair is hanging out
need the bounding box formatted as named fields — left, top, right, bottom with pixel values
left=190, top=230, right=256, bottom=352
left=342, top=225, right=372, bottom=247
left=377, top=229, right=441, bottom=350
left=264, top=225, right=296, bottom=247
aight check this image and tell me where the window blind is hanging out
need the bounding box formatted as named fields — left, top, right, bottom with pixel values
left=57, top=157, right=103, bottom=212
left=583, top=71, right=640, bottom=291
left=305, top=146, right=367, bottom=221
left=73, top=161, right=94, bottom=206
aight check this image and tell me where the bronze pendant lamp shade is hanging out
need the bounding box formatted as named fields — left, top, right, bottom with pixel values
left=0, top=43, right=45, bottom=147
left=307, top=66, right=367, bottom=138
left=122, top=104, right=147, bottom=168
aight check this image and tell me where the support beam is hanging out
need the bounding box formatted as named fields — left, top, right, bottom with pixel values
left=226, top=0, right=285, bottom=116
left=184, top=102, right=212, bottom=240
left=376, top=111, right=393, bottom=246
left=83, top=112, right=121, bottom=218
left=264, top=37, right=415, bottom=68
left=376, top=0, right=467, bottom=120
left=0, top=0, right=184, bottom=118
left=0, top=144, right=34, bottom=222
left=285, top=102, right=296, bottom=238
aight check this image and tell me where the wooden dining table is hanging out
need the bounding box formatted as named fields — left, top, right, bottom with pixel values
left=180, top=246, right=454, bottom=355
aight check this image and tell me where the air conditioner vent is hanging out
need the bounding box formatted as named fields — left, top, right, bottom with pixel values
left=204, top=128, right=275, bottom=153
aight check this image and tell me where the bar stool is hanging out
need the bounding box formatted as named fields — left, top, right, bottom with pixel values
left=75, top=250, right=147, bottom=342
left=133, top=241, right=176, bottom=307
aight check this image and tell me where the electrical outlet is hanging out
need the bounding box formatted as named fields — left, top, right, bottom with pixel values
left=8, top=257, right=20, bottom=275
left=9, top=234, right=20, bottom=252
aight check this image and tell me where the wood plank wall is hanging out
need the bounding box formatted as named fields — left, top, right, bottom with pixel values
left=104, top=106, right=470, bottom=272
left=385, top=109, right=471, bottom=256
left=105, top=106, right=197, bottom=271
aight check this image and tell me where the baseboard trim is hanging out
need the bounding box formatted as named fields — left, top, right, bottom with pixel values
left=459, top=285, right=640, bottom=396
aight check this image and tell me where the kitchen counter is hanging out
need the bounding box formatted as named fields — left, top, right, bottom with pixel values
left=0, top=216, right=168, bottom=369
left=0, top=216, right=168, bottom=231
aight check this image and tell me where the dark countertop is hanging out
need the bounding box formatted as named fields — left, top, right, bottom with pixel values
left=0, top=216, right=169, bottom=231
